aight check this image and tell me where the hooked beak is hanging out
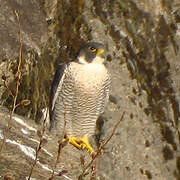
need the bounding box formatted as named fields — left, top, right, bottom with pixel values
left=97, top=48, right=105, bottom=58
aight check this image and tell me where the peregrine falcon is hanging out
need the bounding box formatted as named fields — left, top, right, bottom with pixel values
left=49, top=42, right=110, bottom=154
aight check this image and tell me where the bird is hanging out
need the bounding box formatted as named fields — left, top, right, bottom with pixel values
left=49, top=42, right=110, bottom=154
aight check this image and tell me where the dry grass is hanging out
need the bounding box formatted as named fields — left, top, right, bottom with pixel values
left=0, top=10, right=29, bottom=153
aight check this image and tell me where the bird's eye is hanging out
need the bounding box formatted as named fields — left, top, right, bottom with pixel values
left=89, top=47, right=96, bottom=52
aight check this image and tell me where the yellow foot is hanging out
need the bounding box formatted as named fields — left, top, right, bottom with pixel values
left=67, top=135, right=94, bottom=154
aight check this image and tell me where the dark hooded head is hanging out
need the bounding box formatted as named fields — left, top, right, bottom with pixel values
left=77, top=42, right=106, bottom=64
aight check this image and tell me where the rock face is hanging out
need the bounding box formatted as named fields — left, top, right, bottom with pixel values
left=0, top=0, right=180, bottom=179
left=0, top=0, right=48, bottom=120
left=0, top=107, right=92, bottom=180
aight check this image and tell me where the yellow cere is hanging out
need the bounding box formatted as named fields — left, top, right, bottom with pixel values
left=97, top=48, right=104, bottom=55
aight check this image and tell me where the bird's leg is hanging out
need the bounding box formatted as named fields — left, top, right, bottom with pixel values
left=67, top=135, right=94, bottom=154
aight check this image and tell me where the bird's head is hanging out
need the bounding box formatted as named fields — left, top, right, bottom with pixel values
left=77, top=42, right=106, bottom=64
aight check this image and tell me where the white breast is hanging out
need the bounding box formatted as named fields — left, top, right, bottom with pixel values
left=69, top=62, right=109, bottom=93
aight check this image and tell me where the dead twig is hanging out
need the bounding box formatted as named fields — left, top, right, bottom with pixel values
left=27, top=107, right=48, bottom=180
left=78, top=111, right=125, bottom=179
left=0, top=10, right=23, bottom=153
left=2, top=79, right=15, bottom=98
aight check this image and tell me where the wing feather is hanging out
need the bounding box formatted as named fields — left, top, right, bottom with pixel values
left=49, top=64, right=66, bottom=121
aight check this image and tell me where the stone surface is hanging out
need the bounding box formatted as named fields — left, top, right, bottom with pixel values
left=0, top=107, right=92, bottom=180
left=0, top=0, right=180, bottom=179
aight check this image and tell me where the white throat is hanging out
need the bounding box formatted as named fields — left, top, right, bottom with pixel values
left=78, top=56, right=105, bottom=65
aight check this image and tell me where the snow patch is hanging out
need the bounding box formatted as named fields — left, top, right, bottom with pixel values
left=6, top=139, right=36, bottom=160
left=21, top=128, right=29, bottom=135
left=30, top=138, right=53, bottom=157
left=12, top=116, right=37, bottom=132
left=0, top=129, right=3, bottom=139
